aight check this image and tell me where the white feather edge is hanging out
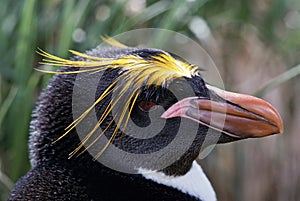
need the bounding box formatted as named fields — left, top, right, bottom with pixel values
left=138, top=161, right=217, bottom=201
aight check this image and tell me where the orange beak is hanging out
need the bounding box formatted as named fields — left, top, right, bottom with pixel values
left=161, top=86, right=283, bottom=139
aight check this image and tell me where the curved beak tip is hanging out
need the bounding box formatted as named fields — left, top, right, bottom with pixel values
left=226, top=92, right=284, bottom=137
left=276, top=118, right=284, bottom=134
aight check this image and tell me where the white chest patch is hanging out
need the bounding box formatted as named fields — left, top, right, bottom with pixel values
left=138, top=161, right=217, bottom=201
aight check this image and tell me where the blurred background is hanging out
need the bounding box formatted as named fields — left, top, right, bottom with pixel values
left=0, top=0, right=299, bottom=200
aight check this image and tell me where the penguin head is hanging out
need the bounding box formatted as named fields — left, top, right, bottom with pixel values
left=34, top=43, right=283, bottom=176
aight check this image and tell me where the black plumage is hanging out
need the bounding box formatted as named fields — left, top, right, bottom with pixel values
left=7, top=45, right=283, bottom=201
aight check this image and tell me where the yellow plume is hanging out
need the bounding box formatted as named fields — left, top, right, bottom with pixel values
left=36, top=39, right=200, bottom=159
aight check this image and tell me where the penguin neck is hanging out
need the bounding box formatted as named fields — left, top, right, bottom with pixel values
left=138, top=161, right=217, bottom=201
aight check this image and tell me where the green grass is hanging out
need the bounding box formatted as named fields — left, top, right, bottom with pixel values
left=255, top=64, right=300, bottom=97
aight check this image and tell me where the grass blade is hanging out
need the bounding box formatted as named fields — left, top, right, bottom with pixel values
left=255, top=64, right=300, bottom=97
left=0, top=87, right=18, bottom=130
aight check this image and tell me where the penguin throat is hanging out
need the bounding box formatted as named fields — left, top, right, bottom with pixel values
left=138, top=161, right=217, bottom=201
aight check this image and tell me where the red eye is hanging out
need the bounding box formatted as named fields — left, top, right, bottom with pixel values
left=138, top=101, right=157, bottom=112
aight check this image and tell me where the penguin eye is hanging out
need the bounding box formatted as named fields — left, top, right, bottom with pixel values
left=138, top=101, right=157, bottom=112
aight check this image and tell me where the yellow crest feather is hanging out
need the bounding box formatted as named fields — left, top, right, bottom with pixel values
left=37, top=40, right=200, bottom=159
left=101, top=36, right=128, bottom=47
